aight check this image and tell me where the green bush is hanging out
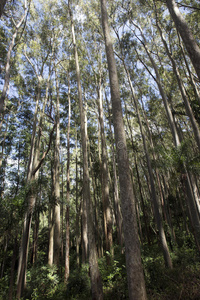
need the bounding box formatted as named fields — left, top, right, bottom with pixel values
left=25, top=265, right=59, bottom=299
left=65, top=264, right=91, bottom=300
left=98, top=251, right=128, bottom=299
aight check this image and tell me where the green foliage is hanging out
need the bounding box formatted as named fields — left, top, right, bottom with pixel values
left=98, top=249, right=128, bottom=299
left=0, top=275, right=9, bottom=299
left=65, top=264, right=91, bottom=300
left=143, top=241, right=200, bottom=300
left=25, top=265, right=59, bottom=299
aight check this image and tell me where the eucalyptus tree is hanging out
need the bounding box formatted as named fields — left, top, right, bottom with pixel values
left=15, top=3, right=62, bottom=296
left=120, top=8, right=200, bottom=251
left=68, top=1, right=103, bottom=298
left=101, top=0, right=147, bottom=298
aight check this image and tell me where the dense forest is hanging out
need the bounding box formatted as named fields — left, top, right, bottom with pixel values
left=0, top=0, right=200, bottom=299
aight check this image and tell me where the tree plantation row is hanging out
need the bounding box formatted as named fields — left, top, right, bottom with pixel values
left=0, top=0, right=200, bottom=299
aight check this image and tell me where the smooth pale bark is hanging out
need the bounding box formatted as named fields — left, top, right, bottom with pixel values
left=64, top=70, right=71, bottom=283
left=97, top=78, right=113, bottom=258
left=69, top=2, right=103, bottom=299
left=75, top=131, right=81, bottom=266
left=100, top=1, right=147, bottom=299
left=48, top=205, right=54, bottom=265
left=53, top=66, right=61, bottom=267
left=0, top=0, right=28, bottom=115
left=166, top=0, right=200, bottom=81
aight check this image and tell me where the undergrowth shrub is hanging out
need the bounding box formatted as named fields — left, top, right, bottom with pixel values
left=65, top=264, right=91, bottom=300
left=98, top=249, right=128, bottom=299
left=25, top=265, right=59, bottom=299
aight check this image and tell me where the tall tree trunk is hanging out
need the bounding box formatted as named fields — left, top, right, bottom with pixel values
left=123, top=61, right=172, bottom=268
left=16, top=81, right=41, bottom=299
left=69, top=2, right=103, bottom=299
left=75, top=131, right=81, bottom=266
left=101, top=1, right=147, bottom=299
left=97, top=75, right=113, bottom=258
left=166, top=0, right=200, bottom=81
left=105, top=94, right=124, bottom=249
left=53, top=66, right=61, bottom=268
left=64, top=69, right=71, bottom=283
left=17, top=72, right=54, bottom=298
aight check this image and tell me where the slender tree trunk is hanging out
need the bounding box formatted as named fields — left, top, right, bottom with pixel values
left=17, top=71, right=54, bottom=298
left=48, top=205, right=54, bottom=265
left=97, top=75, right=113, bottom=258
left=16, top=81, right=41, bottom=299
left=105, top=94, right=124, bottom=249
left=101, top=1, right=147, bottom=298
left=166, top=0, right=200, bottom=81
left=124, top=64, right=172, bottom=268
left=69, top=2, right=103, bottom=298
left=135, top=156, right=151, bottom=245
left=64, top=69, right=71, bottom=283
left=53, top=66, right=61, bottom=268
left=75, top=131, right=80, bottom=266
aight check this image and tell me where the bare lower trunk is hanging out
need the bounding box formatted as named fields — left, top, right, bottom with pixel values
left=122, top=56, right=172, bottom=268
left=53, top=66, right=61, bottom=268
left=64, top=69, right=71, bottom=282
left=106, top=95, right=124, bottom=249
left=101, top=1, right=147, bottom=298
left=64, top=207, right=70, bottom=282
left=69, top=2, right=103, bottom=298
left=48, top=206, right=54, bottom=265
left=97, top=76, right=113, bottom=258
